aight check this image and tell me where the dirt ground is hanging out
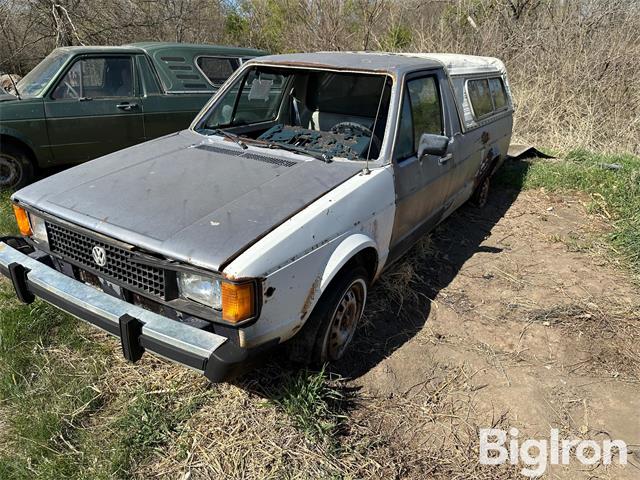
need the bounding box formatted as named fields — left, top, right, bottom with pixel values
left=329, top=187, right=640, bottom=479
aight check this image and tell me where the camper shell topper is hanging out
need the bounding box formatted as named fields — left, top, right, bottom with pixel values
left=0, top=52, right=513, bottom=382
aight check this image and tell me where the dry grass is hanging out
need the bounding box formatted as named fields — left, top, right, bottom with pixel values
left=408, top=0, right=640, bottom=154
left=129, top=360, right=523, bottom=480
left=365, top=236, right=436, bottom=320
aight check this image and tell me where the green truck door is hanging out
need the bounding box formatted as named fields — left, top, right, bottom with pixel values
left=140, top=93, right=211, bottom=139
left=44, top=55, right=145, bottom=164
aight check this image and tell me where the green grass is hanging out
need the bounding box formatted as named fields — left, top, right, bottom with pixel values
left=0, top=194, right=108, bottom=479
left=0, top=191, right=17, bottom=235
left=497, top=149, right=640, bottom=275
left=108, top=389, right=206, bottom=477
left=274, top=367, right=346, bottom=440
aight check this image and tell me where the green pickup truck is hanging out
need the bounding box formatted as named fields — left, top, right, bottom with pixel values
left=0, top=42, right=266, bottom=189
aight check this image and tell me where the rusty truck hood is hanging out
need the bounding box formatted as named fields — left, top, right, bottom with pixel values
left=13, top=130, right=362, bottom=272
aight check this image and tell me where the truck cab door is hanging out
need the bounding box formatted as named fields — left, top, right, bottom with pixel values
left=44, top=55, right=145, bottom=165
left=389, top=70, right=457, bottom=258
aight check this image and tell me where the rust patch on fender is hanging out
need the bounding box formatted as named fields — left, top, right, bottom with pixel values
left=301, top=274, right=322, bottom=320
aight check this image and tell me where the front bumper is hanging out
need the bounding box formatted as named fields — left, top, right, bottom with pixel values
left=0, top=241, right=250, bottom=382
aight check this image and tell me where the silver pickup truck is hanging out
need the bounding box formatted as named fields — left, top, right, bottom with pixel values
left=1, top=52, right=513, bottom=381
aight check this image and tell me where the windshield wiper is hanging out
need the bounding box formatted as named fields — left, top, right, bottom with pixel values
left=206, top=130, right=331, bottom=162
left=211, top=129, right=248, bottom=149
left=264, top=141, right=332, bottom=163
left=240, top=136, right=332, bottom=163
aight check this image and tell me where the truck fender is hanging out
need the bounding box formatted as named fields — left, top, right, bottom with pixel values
left=320, top=233, right=378, bottom=292
left=0, top=127, right=38, bottom=155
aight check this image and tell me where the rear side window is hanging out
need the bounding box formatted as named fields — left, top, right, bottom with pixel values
left=467, top=79, right=493, bottom=118
left=137, top=55, right=162, bottom=94
left=196, top=57, right=238, bottom=86
left=489, top=77, right=507, bottom=110
left=467, top=77, right=509, bottom=119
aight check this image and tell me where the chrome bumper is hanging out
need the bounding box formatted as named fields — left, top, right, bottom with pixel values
left=0, top=241, right=228, bottom=375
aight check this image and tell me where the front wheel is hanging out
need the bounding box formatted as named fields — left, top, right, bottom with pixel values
left=288, top=266, right=369, bottom=366
left=0, top=144, right=34, bottom=191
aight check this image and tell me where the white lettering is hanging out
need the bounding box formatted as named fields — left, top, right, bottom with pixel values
left=520, top=439, right=548, bottom=477
left=478, top=428, right=628, bottom=478
left=479, top=428, right=508, bottom=465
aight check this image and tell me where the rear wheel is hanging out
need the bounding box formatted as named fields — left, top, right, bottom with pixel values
left=472, top=175, right=491, bottom=208
left=288, top=266, right=368, bottom=366
left=0, top=144, right=34, bottom=190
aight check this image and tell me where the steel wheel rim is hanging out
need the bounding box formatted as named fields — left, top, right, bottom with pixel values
left=326, top=278, right=367, bottom=361
left=0, top=154, right=20, bottom=188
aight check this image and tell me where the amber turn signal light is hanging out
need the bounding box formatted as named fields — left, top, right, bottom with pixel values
left=13, top=205, right=32, bottom=236
left=221, top=282, right=255, bottom=323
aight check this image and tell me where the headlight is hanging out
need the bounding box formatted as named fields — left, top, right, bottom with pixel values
left=28, top=213, right=48, bottom=244
left=177, top=271, right=257, bottom=323
left=177, top=272, right=222, bottom=309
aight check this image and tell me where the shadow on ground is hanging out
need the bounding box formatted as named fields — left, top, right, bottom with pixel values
left=242, top=159, right=531, bottom=390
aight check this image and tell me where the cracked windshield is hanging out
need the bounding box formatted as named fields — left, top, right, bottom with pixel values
left=196, top=66, right=393, bottom=161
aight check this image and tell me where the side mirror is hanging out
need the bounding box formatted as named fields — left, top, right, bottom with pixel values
left=417, top=133, right=449, bottom=159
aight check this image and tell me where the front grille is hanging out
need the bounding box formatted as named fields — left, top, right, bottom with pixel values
left=46, top=222, right=166, bottom=298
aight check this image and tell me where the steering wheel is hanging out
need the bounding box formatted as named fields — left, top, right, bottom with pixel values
left=331, top=121, right=382, bottom=153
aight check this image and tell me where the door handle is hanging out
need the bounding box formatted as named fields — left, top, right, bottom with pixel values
left=438, top=153, right=453, bottom=165
left=116, top=103, right=138, bottom=111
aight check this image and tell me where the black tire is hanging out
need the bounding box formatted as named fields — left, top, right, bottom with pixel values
left=288, top=266, right=369, bottom=367
left=471, top=175, right=491, bottom=208
left=0, top=143, right=34, bottom=191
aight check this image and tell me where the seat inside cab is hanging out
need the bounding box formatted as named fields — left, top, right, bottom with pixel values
left=289, top=71, right=390, bottom=137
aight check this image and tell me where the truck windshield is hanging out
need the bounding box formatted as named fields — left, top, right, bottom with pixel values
left=195, top=65, right=392, bottom=161
left=16, top=49, right=71, bottom=97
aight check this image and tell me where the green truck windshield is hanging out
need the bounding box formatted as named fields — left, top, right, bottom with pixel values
left=16, top=49, right=70, bottom=97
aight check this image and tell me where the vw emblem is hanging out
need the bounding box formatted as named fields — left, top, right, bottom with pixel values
left=91, top=246, right=107, bottom=267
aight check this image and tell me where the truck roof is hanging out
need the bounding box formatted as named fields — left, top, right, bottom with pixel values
left=127, top=42, right=267, bottom=58
left=53, top=42, right=266, bottom=57
left=249, top=51, right=506, bottom=76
